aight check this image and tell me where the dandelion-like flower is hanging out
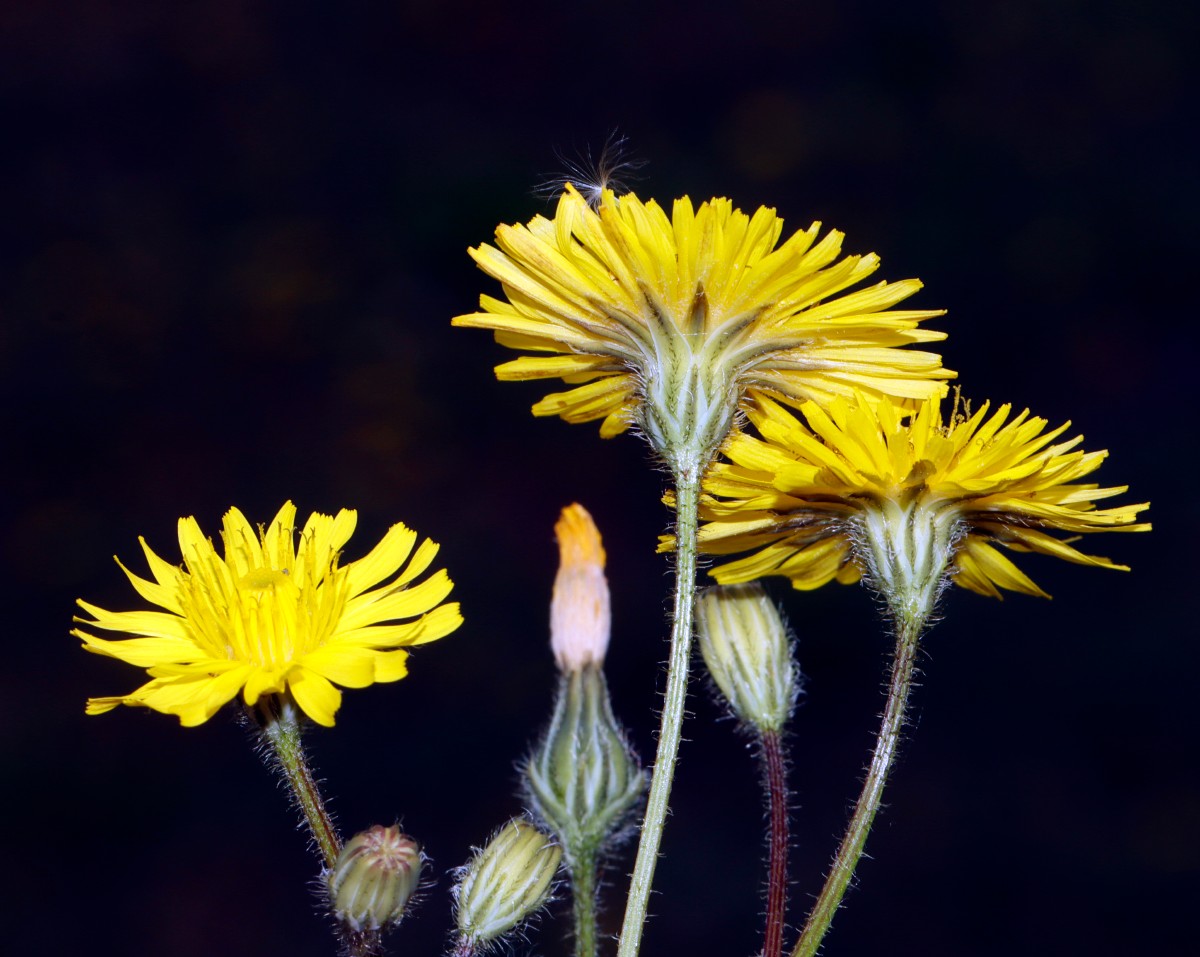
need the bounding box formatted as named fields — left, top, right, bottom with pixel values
left=76, top=501, right=463, bottom=727
left=453, top=185, right=953, bottom=472
left=684, top=394, right=1149, bottom=617
left=677, top=393, right=1147, bottom=957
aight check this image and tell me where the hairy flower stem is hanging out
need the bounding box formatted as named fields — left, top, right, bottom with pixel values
left=616, top=464, right=701, bottom=957
left=762, top=730, right=790, bottom=957
left=790, top=615, right=923, bottom=957
left=570, top=847, right=600, bottom=957
left=259, top=698, right=384, bottom=957
left=342, top=929, right=385, bottom=957
left=260, top=698, right=342, bottom=869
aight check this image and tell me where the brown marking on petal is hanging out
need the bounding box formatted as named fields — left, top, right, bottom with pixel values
left=685, top=284, right=708, bottom=336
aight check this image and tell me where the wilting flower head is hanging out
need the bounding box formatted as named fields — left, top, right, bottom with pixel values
left=454, top=185, right=953, bottom=472
left=550, top=503, right=611, bottom=671
left=75, top=501, right=463, bottom=727
left=680, top=394, right=1148, bottom=619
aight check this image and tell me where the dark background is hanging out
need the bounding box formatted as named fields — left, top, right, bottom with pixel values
left=2, top=2, right=1193, bottom=955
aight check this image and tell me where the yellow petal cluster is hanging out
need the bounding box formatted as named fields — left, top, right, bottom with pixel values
left=453, top=185, right=953, bottom=452
left=681, top=395, right=1149, bottom=598
left=75, top=502, right=463, bottom=727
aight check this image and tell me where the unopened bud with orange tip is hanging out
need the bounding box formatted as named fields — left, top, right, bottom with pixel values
left=528, top=505, right=645, bottom=858
left=550, top=503, right=610, bottom=671
left=326, top=824, right=422, bottom=932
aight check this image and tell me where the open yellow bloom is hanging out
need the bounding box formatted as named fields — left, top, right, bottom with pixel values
left=680, top=395, right=1149, bottom=604
left=454, top=185, right=953, bottom=471
left=76, top=502, right=463, bottom=727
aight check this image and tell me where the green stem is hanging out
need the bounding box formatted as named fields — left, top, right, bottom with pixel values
left=616, top=464, right=701, bottom=957
left=570, top=847, right=600, bottom=957
left=259, top=697, right=342, bottom=870
left=258, top=699, right=385, bottom=957
left=790, top=614, right=923, bottom=957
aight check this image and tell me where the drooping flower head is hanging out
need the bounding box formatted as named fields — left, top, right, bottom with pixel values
left=680, top=394, right=1149, bottom=620
left=76, top=501, right=463, bottom=727
left=454, top=185, right=954, bottom=474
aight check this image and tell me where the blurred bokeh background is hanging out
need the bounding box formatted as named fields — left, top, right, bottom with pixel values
left=2, top=1, right=1193, bottom=955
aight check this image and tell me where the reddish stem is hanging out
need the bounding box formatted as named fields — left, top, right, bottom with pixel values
left=762, top=730, right=789, bottom=957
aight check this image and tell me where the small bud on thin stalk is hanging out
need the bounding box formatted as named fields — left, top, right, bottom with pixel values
left=527, top=665, right=645, bottom=957
left=696, top=584, right=799, bottom=735
left=533, top=505, right=646, bottom=957
left=452, top=818, right=562, bottom=954
left=328, top=825, right=422, bottom=933
left=696, top=585, right=800, bottom=957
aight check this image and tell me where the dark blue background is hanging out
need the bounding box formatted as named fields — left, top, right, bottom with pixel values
left=1, top=2, right=1191, bottom=955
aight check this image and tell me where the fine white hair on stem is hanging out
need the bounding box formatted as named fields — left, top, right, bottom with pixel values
left=533, top=130, right=647, bottom=209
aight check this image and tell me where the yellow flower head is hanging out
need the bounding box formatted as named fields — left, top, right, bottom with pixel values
left=683, top=395, right=1149, bottom=605
left=454, top=185, right=953, bottom=471
left=75, top=501, right=463, bottom=727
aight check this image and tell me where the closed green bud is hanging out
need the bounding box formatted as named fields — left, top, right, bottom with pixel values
left=454, top=818, right=562, bottom=947
left=526, top=664, right=646, bottom=855
left=327, top=825, right=422, bottom=932
left=695, top=584, right=799, bottom=733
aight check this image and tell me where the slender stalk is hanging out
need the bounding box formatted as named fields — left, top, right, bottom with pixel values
left=258, top=698, right=384, bottom=957
left=616, top=465, right=701, bottom=957
left=259, top=697, right=342, bottom=871
left=570, top=847, right=600, bottom=957
left=790, top=615, right=923, bottom=957
left=761, top=730, right=790, bottom=957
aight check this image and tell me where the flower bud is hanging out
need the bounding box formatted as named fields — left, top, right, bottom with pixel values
left=550, top=504, right=611, bottom=671
left=454, top=818, right=562, bottom=946
left=526, top=665, right=645, bottom=855
left=695, top=584, right=799, bottom=733
left=326, top=825, right=422, bottom=932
